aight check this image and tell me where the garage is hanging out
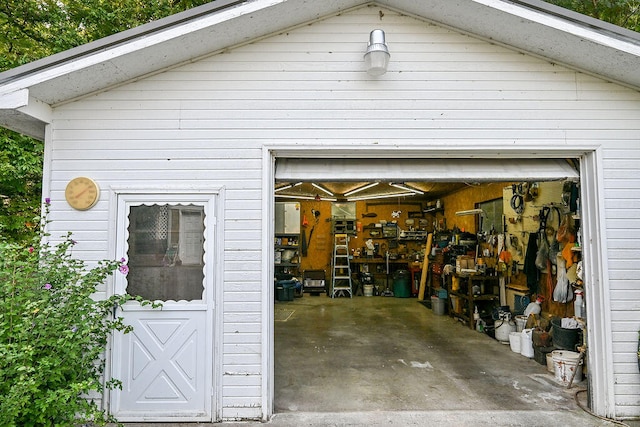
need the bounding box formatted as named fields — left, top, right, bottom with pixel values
left=1, top=0, right=638, bottom=423
left=271, top=156, right=596, bottom=417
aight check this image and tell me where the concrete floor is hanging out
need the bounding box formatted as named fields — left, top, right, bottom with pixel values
left=123, top=294, right=637, bottom=426
left=268, top=294, right=622, bottom=426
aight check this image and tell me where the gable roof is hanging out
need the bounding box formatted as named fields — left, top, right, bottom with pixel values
left=1, top=0, right=639, bottom=139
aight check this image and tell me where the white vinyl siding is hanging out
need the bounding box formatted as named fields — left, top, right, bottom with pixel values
left=603, top=143, right=640, bottom=418
left=42, top=5, right=640, bottom=420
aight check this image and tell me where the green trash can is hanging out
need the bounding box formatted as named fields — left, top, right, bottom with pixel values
left=393, top=270, right=411, bottom=298
left=276, top=280, right=295, bottom=301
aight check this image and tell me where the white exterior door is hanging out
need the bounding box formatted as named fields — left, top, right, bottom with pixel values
left=111, top=195, right=216, bottom=422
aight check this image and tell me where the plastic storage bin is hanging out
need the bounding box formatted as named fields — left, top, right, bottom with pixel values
left=276, top=280, right=295, bottom=301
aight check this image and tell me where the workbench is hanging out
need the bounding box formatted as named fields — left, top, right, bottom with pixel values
left=350, top=258, right=423, bottom=296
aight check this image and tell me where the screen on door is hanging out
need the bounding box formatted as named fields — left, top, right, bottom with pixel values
left=126, top=204, right=205, bottom=301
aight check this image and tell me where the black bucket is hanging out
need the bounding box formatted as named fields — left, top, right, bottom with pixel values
left=551, top=318, right=581, bottom=350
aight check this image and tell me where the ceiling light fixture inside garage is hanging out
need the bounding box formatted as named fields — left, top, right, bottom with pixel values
left=277, top=194, right=337, bottom=202
left=275, top=182, right=302, bottom=192
left=344, top=182, right=379, bottom=197
left=455, top=208, right=485, bottom=216
left=311, top=183, right=334, bottom=196
left=348, top=192, right=415, bottom=202
left=389, top=183, right=424, bottom=194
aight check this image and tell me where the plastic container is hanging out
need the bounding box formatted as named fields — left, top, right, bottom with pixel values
left=364, top=284, right=374, bottom=297
left=508, top=332, right=521, bottom=353
left=393, top=270, right=411, bottom=298
left=551, top=318, right=581, bottom=350
left=524, top=300, right=542, bottom=317
left=520, top=328, right=534, bottom=358
left=276, top=280, right=295, bottom=301
left=534, top=345, right=555, bottom=366
left=515, top=315, right=527, bottom=332
left=546, top=353, right=555, bottom=373
left=431, top=296, right=446, bottom=315
left=450, top=295, right=461, bottom=313
left=552, top=350, right=583, bottom=385
left=574, top=290, right=584, bottom=318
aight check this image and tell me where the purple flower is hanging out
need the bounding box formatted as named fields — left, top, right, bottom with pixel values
left=28, top=246, right=34, bottom=254
left=44, top=197, right=51, bottom=205
left=71, top=326, right=78, bottom=333
left=120, top=257, right=126, bottom=263
left=70, top=239, right=77, bottom=245
left=118, top=264, right=129, bottom=275
left=44, top=283, right=52, bottom=290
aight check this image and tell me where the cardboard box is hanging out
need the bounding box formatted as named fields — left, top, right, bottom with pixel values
left=456, top=255, right=476, bottom=273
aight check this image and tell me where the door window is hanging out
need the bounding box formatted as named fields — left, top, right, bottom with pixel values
left=126, top=204, right=205, bottom=301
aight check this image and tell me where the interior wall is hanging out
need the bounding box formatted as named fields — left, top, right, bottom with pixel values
left=298, top=200, right=334, bottom=272
left=442, top=182, right=509, bottom=233
left=501, top=180, right=579, bottom=318
left=293, top=182, right=510, bottom=275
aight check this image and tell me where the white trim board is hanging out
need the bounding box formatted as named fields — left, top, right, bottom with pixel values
left=264, top=144, right=611, bottom=419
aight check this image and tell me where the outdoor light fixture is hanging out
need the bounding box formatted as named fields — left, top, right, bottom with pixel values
left=364, top=29, right=390, bottom=76
left=344, top=182, right=379, bottom=197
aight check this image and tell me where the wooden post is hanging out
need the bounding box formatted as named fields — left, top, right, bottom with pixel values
left=418, top=233, right=433, bottom=301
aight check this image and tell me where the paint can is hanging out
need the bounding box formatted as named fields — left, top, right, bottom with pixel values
left=364, top=285, right=374, bottom=297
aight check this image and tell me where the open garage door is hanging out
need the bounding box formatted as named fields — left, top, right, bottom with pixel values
left=272, top=155, right=593, bottom=418
left=275, top=158, right=579, bottom=182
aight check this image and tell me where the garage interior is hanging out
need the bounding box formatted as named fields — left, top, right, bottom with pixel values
left=272, top=158, right=591, bottom=417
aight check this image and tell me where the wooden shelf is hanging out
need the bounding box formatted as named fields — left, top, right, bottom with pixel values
left=275, top=233, right=300, bottom=277
left=447, top=274, right=500, bottom=329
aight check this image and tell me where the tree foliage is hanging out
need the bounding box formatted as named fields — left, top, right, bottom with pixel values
left=545, top=0, right=640, bottom=32
left=0, top=0, right=211, bottom=243
left=0, top=132, right=43, bottom=242
left=0, top=1, right=639, bottom=243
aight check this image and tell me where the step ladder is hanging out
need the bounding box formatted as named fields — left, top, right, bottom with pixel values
left=331, top=233, right=352, bottom=298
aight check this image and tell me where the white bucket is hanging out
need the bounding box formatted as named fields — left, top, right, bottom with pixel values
left=508, top=332, right=521, bottom=353
left=364, top=285, right=373, bottom=297
left=552, top=350, right=583, bottom=385
left=546, top=353, right=555, bottom=373
left=520, top=328, right=534, bottom=358
left=515, top=315, right=527, bottom=332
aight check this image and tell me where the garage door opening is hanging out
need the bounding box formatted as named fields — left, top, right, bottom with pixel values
left=272, top=158, right=590, bottom=414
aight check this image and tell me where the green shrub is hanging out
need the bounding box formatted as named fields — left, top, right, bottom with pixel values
left=0, top=201, right=155, bottom=426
